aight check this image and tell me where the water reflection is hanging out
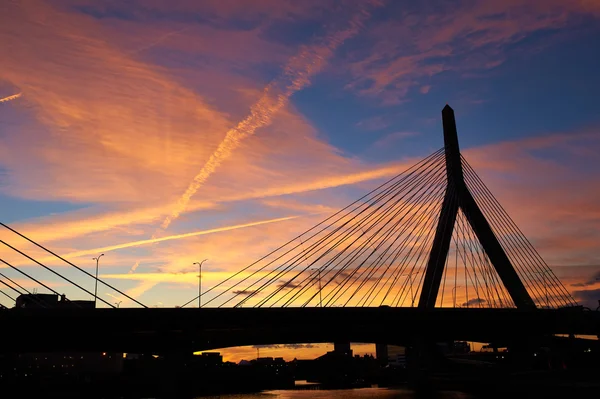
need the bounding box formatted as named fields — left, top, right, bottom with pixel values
left=202, top=387, right=473, bottom=399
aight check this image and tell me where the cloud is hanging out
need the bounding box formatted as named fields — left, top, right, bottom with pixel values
left=462, top=298, right=487, bottom=307
left=571, top=288, right=600, bottom=309
left=60, top=215, right=302, bottom=259
left=157, top=1, right=380, bottom=232
left=460, top=130, right=600, bottom=301
left=277, top=281, right=301, bottom=290
left=232, top=289, right=259, bottom=297
left=1, top=0, right=598, bottom=313
left=0, top=1, right=233, bottom=204
left=570, top=270, right=600, bottom=288
left=344, top=0, right=600, bottom=103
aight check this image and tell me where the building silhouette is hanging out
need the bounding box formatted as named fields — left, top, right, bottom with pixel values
left=15, top=293, right=94, bottom=309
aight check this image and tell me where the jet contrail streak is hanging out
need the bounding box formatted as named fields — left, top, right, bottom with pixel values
left=124, top=4, right=379, bottom=296
left=60, top=215, right=301, bottom=260
left=158, top=6, right=376, bottom=232
left=0, top=93, right=22, bottom=103
left=2, top=215, right=303, bottom=270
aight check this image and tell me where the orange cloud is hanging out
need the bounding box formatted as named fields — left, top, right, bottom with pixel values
left=158, top=2, right=380, bottom=231
left=345, top=0, right=600, bottom=103
left=461, top=131, right=600, bottom=289
left=62, top=215, right=303, bottom=259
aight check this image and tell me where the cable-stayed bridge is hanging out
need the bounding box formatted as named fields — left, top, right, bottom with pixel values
left=0, top=105, right=598, bottom=354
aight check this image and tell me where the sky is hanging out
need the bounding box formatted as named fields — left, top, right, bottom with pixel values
left=1, top=0, right=600, bottom=361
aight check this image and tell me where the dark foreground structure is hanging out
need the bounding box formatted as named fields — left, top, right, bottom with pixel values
left=1, top=339, right=599, bottom=398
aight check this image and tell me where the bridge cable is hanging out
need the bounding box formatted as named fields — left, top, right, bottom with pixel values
left=385, top=183, right=451, bottom=307
left=462, top=157, right=568, bottom=307
left=391, top=194, right=445, bottom=307
left=377, top=181, right=451, bottom=307
left=0, top=240, right=115, bottom=308
left=385, top=197, right=442, bottom=307
left=235, top=165, right=437, bottom=307
left=461, top=163, right=552, bottom=306
left=470, top=166, right=576, bottom=308
left=0, top=288, right=16, bottom=302
left=0, top=271, right=52, bottom=308
left=312, top=158, right=447, bottom=308
left=453, top=236, right=458, bottom=307
left=344, top=171, right=449, bottom=306
left=461, top=167, right=549, bottom=306
left=461, top=158, right=575, bottom=307
left=259, top=163, right=445, bottom=308
left=0, top=222, right=147, bottom=308
left=0, top=277, right=23, bottom=296
left=182, top=148, right=446, bottom=308
left=439, top=240, right=450, bottom=307
left=464, top=164, right=566, bottom=308
left=311, top=164, right=447, bottom=308
left=329, top=179, right=443, bottom=307
left=458, top=208, right=492, bottom=308
left=243, top=151, right=447, bottom=308
left=417, top=177, right=459, bottom=307
left=0, top=258, right=70, bottom=302
left=205, top=149, right=446, bottom=308
left=358, top=178, right=448, bottom=307
left=455, top=210, right=484, bottom=307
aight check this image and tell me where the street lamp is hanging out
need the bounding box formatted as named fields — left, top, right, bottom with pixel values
left=452, top=285, right=462, bottom=308
left=92, top=254, right=104, bottom=308
left=115, top=301, right=122, bottom=308
left=312, top=267, right=323, bottom=307
left=193, top=259, right=208, bottom=308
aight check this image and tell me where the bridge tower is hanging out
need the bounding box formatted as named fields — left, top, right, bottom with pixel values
left=418, top=105, right=536, bottom=310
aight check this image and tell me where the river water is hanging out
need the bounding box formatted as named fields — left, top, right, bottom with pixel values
left=202, top=387, right=472, bottom=399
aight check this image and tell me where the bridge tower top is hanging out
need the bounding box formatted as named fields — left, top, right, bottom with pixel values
left=419, top=105, right=537, bottom=310
left=175, top=104, right=577, bottom=311
left=442, top=104, right=465, bottom=187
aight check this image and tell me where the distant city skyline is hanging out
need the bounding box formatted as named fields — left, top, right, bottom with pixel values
left=1, top=1, right=600, bottom=360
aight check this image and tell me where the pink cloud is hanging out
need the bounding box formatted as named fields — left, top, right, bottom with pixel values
left=462, top=130, right=600, bottom=289
left=344, top=0, right=600, bottom=103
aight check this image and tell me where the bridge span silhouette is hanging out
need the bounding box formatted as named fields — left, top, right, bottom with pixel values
left=0, top=104, right=598, bottom=354
left=2, top=307, right=598, bottom=354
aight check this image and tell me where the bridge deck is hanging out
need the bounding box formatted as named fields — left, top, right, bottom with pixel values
left=1, top=307, right=597, bottom=353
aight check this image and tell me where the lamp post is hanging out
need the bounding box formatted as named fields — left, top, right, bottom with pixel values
left=193, top=259, right=208, bottom=308
left=115, top=301, right=122, bottom=308
left=92, top=254, right=104, bottom=308
left=452, top=285, right=462, bottom=308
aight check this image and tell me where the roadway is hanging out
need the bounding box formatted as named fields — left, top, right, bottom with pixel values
left=0, top=307, right=598, bottom=353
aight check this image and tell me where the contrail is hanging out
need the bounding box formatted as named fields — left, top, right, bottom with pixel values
left=3, top=214, right=303, bottom=270
left=158, top=6, right=377, bottom=232
left=129, top=260, right=140, bottom=274
left=123, top=4, right=379, bottom=296
left=0, top=93, right=21, bottom=103
left=59, top=214, right=302, bottom=261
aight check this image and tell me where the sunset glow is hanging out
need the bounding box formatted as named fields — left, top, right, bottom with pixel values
left=1, top=0, right=599, bottom=362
